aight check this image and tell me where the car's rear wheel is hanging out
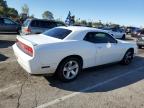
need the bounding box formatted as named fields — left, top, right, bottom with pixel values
left=121, top=49, right=134, bottom=65
left=56, top=57, right=82, bottom=82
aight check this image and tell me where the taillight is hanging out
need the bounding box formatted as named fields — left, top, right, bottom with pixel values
left=24, top=28, right=31, bottom=33
left=16, top=39, right=33, bottom=57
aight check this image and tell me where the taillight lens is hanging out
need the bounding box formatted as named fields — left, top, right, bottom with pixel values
left=24, top=28, right=31, bottom=33
left=16, top=39, right=33, bottom=57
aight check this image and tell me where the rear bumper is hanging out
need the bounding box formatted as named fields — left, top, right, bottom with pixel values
left=12, top=44, right=56, bottom=74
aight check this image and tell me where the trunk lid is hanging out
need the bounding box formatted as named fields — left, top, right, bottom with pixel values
left=19, top=34, right=62, bottom=45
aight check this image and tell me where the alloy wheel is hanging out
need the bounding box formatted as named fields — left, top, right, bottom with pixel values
left=63, top=60, right=79, bottom=80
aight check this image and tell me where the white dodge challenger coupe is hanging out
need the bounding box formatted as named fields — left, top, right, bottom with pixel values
left=13, top=26, right=137, bottom=82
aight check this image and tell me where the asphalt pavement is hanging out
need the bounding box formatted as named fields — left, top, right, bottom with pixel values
left=0, top=34, right=144, bottom=108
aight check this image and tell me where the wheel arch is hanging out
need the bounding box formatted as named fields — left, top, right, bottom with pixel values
left=121, top=48, right=134, bottom=61
left=127, top=48, right=134, bottom=54
left=56, top=55, right=83, bottom=72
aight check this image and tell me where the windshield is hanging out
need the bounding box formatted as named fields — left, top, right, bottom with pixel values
left=43, top=28, right=72, bottom=39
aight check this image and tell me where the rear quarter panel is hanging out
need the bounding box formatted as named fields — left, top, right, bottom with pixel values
left=35, top=40, right=96, bottom=69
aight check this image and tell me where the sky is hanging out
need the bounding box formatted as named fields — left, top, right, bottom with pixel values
left=6, top=0, right=144, bottom=27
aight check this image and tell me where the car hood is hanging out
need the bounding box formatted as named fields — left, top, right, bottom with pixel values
left=117, top=39, right=136, bottom=45
left=21, top=34, right=62, bottom=45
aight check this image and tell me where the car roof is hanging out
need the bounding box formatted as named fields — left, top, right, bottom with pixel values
left=26, top=18, right=64, bottom=23
left=58, top=26, right=105, bottom=32
left=56, top=26, right=110, bottom=40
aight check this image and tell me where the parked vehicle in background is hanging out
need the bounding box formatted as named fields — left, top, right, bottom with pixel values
left=102, top=27, right=126, bottom=39
left=13, top=26, right=137, bottom=82
left=131, top=28, right=142, bottom=38
left=126, top=27, right=140, bottom=35
left=136, top=29, right=144, bottom=49
left=21, top=19, right=66, bottom=35
left=0, top=17, right=21, bottom=34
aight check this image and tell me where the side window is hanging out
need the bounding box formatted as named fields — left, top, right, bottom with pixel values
left=41, top=21, right=57, bottom=28
left=84, top=32, right=117, bottom=43
left=31, top=20, right=40, bottom=27
left=94, top=33, right=108, bottom=43
left=40, top=21, right=46, bottom=28
left=4, top=19, right=15, bottom=25
left=104, top=33, right=117, bottom=43
left=84, top=32, right=96, bottom=43
left=48, top=22, right=57, bottom=28
left=31, top=20, right=37, bottom=27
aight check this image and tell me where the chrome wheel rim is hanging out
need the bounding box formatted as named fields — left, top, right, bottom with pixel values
left=63, top=60, right=79, bottom=80
left=124, top=52, right=133, bottom=64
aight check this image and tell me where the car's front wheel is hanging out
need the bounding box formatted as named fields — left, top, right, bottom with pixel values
left=121, top=49, right=134, bottom=65
left=56, top=57, right=82, bottom=82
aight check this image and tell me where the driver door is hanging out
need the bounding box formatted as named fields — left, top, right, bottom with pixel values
left=84, top=32, right=123, bottom=66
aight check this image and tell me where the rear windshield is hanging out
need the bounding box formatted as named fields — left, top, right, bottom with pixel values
left=23, top=19, right=31, bottom=27
left=43, top=28, right=72, bottom=39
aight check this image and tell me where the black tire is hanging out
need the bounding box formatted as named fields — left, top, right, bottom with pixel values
left=122, top=35, right=126, bottom=40
left=56, top=57, right=82, bottom=82
left=121, top=49, right=134, bottom=65
left=138, top=45, right=142, bottom=49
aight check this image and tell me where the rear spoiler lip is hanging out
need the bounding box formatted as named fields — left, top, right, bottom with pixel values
left=17, top=35, right=38, bottom=46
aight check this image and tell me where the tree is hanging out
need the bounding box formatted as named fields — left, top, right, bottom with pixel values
left=92, top=21, right=104, bottom=28
left=0, top=0, right=7, bottom=8
left=0, top=0, right=7, bottom=16
left=29, top=14, right=35, bottom=18
left=81, top=20, right=87, bottom=26
left=75, top=18, right=81, bottom=25
left=7, top=8, right=18, bottom=17
left=42, top=10, right=54, bottom=20
left=110, top=24, right=120, bottom=28
left=87, top=22, right=92, bottom=27
left=21, top=4, right=29, bottom=15
left=0, top=6, right=4, bottom=15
